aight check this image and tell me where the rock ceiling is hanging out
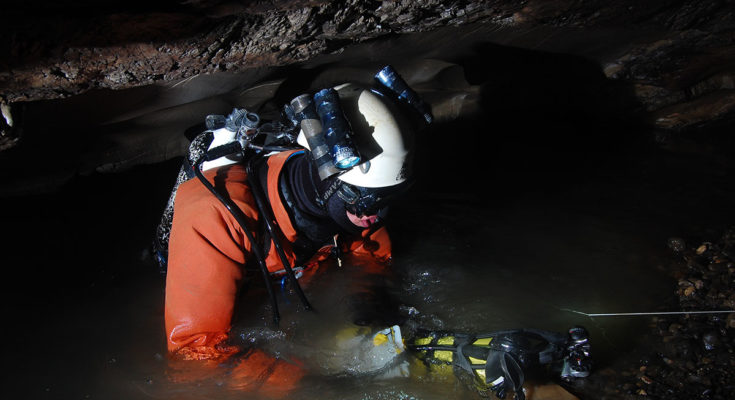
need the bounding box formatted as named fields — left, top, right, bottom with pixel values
left=1, top=0, right=734, bottom=189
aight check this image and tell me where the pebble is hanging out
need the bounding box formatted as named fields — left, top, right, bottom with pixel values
left=696, top=243, right=710, bottom=255
left=678, top=279, right=693, bottom=287
left=701, top=331, right=720, bottom=351
left=667, top=237, right=686, bottom=252
left=726, top=314, right=735, bottom=329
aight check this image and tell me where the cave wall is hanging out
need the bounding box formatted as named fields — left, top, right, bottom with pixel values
left=1, top=0, right=734, bottom=194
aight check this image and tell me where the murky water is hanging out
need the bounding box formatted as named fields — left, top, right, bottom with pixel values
left=4, top=121, right=734, bottom=399
left=3, top=26, right=735, bottom=399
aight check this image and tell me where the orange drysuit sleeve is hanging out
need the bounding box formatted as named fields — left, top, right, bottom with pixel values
left=165, top=164, right=257, bottom=360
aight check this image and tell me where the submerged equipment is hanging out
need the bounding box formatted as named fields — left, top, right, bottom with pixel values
left=153, top=65, right=432, bottom=324
left=408, top=326, right=592, bottom=400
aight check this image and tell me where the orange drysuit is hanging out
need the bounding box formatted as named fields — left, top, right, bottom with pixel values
left=164, top=150, right=391, bottom=393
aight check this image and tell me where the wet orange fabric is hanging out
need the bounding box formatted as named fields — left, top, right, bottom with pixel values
left=165, top=164, right=258, bottom=358
left=263, top=151, right=299, bottom=272
left=267, top=152, right=300, bottom=242
left=165, top=349, right=305, bottom=399
left=229, top=349, right=306, bottom=398
left=164, top=152, right=392, bottom=392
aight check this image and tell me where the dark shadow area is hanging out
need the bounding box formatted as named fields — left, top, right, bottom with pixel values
left=405, top=42, right=651, bottom=207
left=0, top=1, right=215, bottom=56
left=0, top=157, right=178, bottom=399
left=2, top=0, right=186, bottom=17
left=0, top=157, right=177, bottom=303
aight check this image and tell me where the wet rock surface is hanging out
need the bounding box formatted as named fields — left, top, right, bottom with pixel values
left=0, top=0, right=502, bottom=103
left=565, top=228, right=735, bottom=400
left=1, top=0, right=735, bottom=136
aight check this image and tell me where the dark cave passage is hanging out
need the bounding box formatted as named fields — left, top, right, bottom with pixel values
left=2, top=28, right=735, bottom=399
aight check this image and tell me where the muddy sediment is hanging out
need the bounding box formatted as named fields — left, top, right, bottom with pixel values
left=566, top=228, right=735, bottom=400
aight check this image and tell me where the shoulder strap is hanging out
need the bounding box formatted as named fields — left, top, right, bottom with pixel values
left=266, top=150, right=303, bottom=242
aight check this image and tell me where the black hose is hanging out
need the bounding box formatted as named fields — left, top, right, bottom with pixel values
left=192, top=151, right=281, bottom=325
left=246, top=154, right=312, bottom=311
left=252, top=144, right=298, bottom=152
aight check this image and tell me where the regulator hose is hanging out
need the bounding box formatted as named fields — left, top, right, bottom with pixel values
left=246, top=153, right=312, bottom=311
left=192, top=141, right=313, bottom=325
left=192, top=143, right=282, bottom=325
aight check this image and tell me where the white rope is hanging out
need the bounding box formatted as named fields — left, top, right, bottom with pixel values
left=561, top=308, right=735, bottom=317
